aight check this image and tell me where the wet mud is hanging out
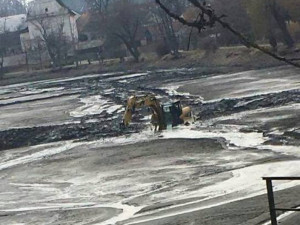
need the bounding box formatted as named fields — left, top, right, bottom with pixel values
left=0, top=66, right=300, bottom=225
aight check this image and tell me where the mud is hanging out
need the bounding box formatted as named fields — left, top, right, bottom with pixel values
left=0, top=68, right=208, bottom=150
left=2, top=66, right=299, bottom=150
left=197, top=89, right=300, bottom=119
left=0, top=121, right=143, bottom=151
left=0, top=66, right=300, bottom=225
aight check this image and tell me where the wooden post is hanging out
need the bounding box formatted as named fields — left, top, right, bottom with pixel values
left=266, top=179, right=278, bottom=225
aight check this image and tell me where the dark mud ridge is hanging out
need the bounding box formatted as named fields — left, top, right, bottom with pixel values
left=197, top=89, right=300, bottom=119
left=1, top=87, right=299, bottom=151
left=264, top=128, right=300, bottom=146
left=0, top=121, right=144, bottom=151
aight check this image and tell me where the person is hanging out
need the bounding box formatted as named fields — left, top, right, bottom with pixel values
left=203, top=2, right=215, bottom=27
left=206, top=4, right=213, bottom=17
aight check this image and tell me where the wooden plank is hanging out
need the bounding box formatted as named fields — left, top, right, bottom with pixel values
left=263, top=177, right=300, bottom=181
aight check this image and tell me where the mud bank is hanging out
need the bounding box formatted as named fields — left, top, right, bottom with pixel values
left=0, top=66, right=300, bottom=225
left=1, top=137, right=299, bottom=225
left=0, top=121, right=143, bottom=151
left=1, top=45, right=297, bottom=87
left=1, top=66, right=299, bottom=150
left=128, top=185, right=300, bottom=225
left=197, top=89, right=300, bottom=120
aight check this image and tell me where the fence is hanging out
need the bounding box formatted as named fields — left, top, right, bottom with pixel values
left=263, top=177, right=300, bottom=225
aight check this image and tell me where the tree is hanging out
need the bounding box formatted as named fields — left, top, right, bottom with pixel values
left=0, top=18, right=8, bottom=76
left=212, top=0, right=252, bottom=45
left=0, top=0, right=26, bottom=16
left=150, top=2, right=180, bottom=56
left=155, top=0, right=300, bottom=68
left=105, top=0, right=148, bottom=62
left=85, top=0, right=110, bottom=13
left=0, top=0, right=27, bottom=76
left=183, top=0, right=253, bottom=50
left=83, top=0, right=111, bottom=42
left=269, top=0, right=294, bottom=48
left=148, top=0, right=190, bottom=55
left=277, top=0, right=300, bottom=21
left=31, top=18, right=72, bottom=69
left=244, top=0, right=296, bottom=49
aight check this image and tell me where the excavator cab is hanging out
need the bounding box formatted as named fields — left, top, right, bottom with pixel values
left=162, top=101, right=184, bottom=127
left=122, top=95, right=192, bottom=131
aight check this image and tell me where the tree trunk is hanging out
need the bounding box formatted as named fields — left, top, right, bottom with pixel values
left=38, top=48, right=43, bottom=69
left=0, top=54, right=4, bottom=77
left=187, top=27, right=193, bottom=51
left=268, top=33, right=278, bottom=51
left=274, top=15, right=294, bottom=48
left=129, top=45, right=140, bottom=62
left=119, top=36, right=140, bottom=62
left=269, top=0, right=294, bottom=48
left=161, top=14, right=179, bottom=55
left=25, top=51, right=29, bottom=72
left=266, top=3, right=278, bottom=51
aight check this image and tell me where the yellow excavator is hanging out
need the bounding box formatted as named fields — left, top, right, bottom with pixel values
left=122, top=95, right=193, bottom=131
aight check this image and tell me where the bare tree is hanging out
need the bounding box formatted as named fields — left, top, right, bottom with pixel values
left=0, top=0, right=27, bottom=76
left=0, top=18, right=8, bottom=76
left=155, top=0, right=300, bottom=68
left=31, top=18, right=71, bottom=69
left=267, top=0, right=294, bottom=48
left=85, top=0, right=110, bottom=13
left=104, top=0, right=148, bottom=62
left=0, top=0, right=26, bottom=16
left=150, top=2, right=179, bottom=56
left=84, top=0, right=112, bottom=36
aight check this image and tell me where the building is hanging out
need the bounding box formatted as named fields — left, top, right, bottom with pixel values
left=0, top=14, right=28, bottom=68
left=24, top=0, right=80, bottom=67
left=0, top=0, right=85, bottom=70
left=26, top=0, right=79, bottom=46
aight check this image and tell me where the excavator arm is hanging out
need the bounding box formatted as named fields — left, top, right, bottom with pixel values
left=122, top=95, right=193, bottom=131
left=122, top=95, right=166, bottom=130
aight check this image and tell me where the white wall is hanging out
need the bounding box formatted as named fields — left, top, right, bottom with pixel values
left=70, top=15, right=78, bottom=41
left=20, top=32, right=31, bottom=52
left=3, top=54, right=26, bottom=67
left=28, top=0, right=67, bottom=17
left=27, top=0, right=79, bottom=48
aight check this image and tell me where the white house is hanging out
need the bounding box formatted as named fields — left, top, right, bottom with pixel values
left=0, top=14, right=28, bottom=68
left=26, top=0, right=79, bottom=49
left=20, top=0, right=81, bottom=67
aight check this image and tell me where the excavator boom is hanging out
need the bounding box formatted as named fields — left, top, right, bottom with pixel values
left=122, top=95, right=192, bottom=131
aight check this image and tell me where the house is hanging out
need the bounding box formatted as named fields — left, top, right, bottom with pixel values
left=0, top=14, right=27, bottom=55
left=76, top=12, right=104, bottom=61
left=0, top=14, right=28, bottom=68
left=23, top=0, right=81, bottom=67
left=26, top=0, right=80, bottom=47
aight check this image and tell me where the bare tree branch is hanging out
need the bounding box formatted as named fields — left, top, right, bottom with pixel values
left=32, top=17, right=71, bottom=69
left=155, top=0, right=300, bottom=68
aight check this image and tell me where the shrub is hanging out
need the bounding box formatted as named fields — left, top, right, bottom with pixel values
left=155, top=42, right=170, bottom=57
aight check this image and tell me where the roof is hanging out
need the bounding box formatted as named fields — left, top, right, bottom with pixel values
left=0, top=14, right=27, bottom=34
left=57, top=0, right=86, bottom=15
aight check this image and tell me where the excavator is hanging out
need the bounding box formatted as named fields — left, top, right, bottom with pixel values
left=121, top=95, right=193, bottom=131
